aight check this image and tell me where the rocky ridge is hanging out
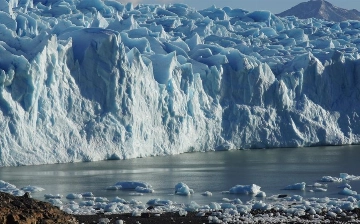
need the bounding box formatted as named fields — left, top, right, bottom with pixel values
left=0, top=192, right=77, bottom=224
left=277, top=0, right=360, bottom=21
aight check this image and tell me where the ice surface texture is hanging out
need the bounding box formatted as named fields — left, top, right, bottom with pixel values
left=0, top=1, right=360, bottom=166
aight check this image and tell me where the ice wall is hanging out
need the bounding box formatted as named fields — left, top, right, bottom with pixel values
left=0, top=1, right=360, bottom=166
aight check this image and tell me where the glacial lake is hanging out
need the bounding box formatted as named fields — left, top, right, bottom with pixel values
left=0, top=145, right=359, bottom=206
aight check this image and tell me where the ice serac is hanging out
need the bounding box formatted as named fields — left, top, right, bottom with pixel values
left=0, top=1, right=360, bottom=166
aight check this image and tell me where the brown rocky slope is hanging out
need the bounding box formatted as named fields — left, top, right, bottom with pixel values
left=0, top=192, right=77, bottom=224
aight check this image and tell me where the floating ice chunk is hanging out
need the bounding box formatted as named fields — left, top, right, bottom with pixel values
left=94, top=202, right=107, bottom=209
left=332, top=207, right=343, bottom=214
left=178, top=209, right=188, bottom=216
left=129, top=199, right=142, bottom=205
left=0, top=180, right=18, bottom=192
left=338, top=183, right=352, bottom=189
left=146, top=198, right=172, bottom=206
left=340, top=173, right=360, bottom=181
left=66, top=193, right=83, bottom=199
left=209, top=202, right=221, bottom=210
left=201, top=191, right=212, bottom=196
left=129, top=192, right=143, bottom=196
left=175, top=182, right=194, bottom=196
left=308, top=208, right=317, bottom=215
left=21, top=185, right=45, bottom=192
left=208, top=215, right=221, bottom=223
left=134, top=186, right=154, bottom=193
left=345, top=196, right=357, bottom=203
left=321, top=176, right=342, bottom=182
left=221, top=203, right=236, bottom=209
left=252, top=201, right=271, bottom=210
left=341, top=202, right=356, bottom=211
left=68, top=203, right=80, bottom=212
left=79, top=200, right=95, bottom=206
left=289, top=195, right=303, bottom=201
left=98, top=218, right=110, bottom=224
left=327, top=211, right=337, bottom=218
left=44, top=194, right=63, bottom=199
left=233, top=198, right=243, bottom=204
left=111, top=197, right=128, bottom=203
left=48, top=198, right=63, bottom=206
left=308, top=182, right=328, bottom=188
left=131, top=210, right=141, bottom=217
left=114, top=181, right=152, bottom=189
left=293, top=209, right=306, bottom=217
left=229, top=184, right=261, bottom=195
left=237, top=205, right=252, bottom=215
left=106, top=185, right=122, bottom=190
left=104, top=202, right=118, bottom=212
left=81, top=192, right=94, bottom=197
left=313, top=188, right=327, bottom=192
left=316, top=197, right=330, bottom=203
left=185, top=201, right=200, bottom=212
left=12, top=190, right=25, bottom=196
left=339, top=188, right=357, bottom=196
left=95, top=197, right=109, bottom=202
left=284, top=182, right=306, bottom=190
left=62, top=207, right=73, bottom=214
left=255, top=191, right=266, bottom=197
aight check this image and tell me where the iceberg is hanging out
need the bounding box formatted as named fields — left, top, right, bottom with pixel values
left=175, top=182, right=194, bottom=196
left=0, top=1, right=360, bottom=166
left=228, top=184, right=261, bottom=195
left=283, top=182, right=306, bottom=190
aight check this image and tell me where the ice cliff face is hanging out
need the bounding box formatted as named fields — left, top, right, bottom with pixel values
left=0, top=1, right=360, bottom=166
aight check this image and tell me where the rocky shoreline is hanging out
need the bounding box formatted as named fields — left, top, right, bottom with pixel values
left=1, top=192, right=360, bottom=224
left=0, top=192, right=76, bottom=224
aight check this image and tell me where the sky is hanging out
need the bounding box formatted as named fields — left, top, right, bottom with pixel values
left=117, top=0, right=360, bottom=14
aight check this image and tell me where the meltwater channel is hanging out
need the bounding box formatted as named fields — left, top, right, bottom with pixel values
left=0, top=146, right=359, bottom=205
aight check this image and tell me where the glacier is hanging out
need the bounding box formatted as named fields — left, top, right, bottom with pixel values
left=0, top=1, right=360, bottom=166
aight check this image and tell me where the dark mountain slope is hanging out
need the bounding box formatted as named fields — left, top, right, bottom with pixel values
left=277, top=0, right=360, bottom=22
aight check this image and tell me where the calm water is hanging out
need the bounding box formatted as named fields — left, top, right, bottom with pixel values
left=0, top=145, right=359, bottom=205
